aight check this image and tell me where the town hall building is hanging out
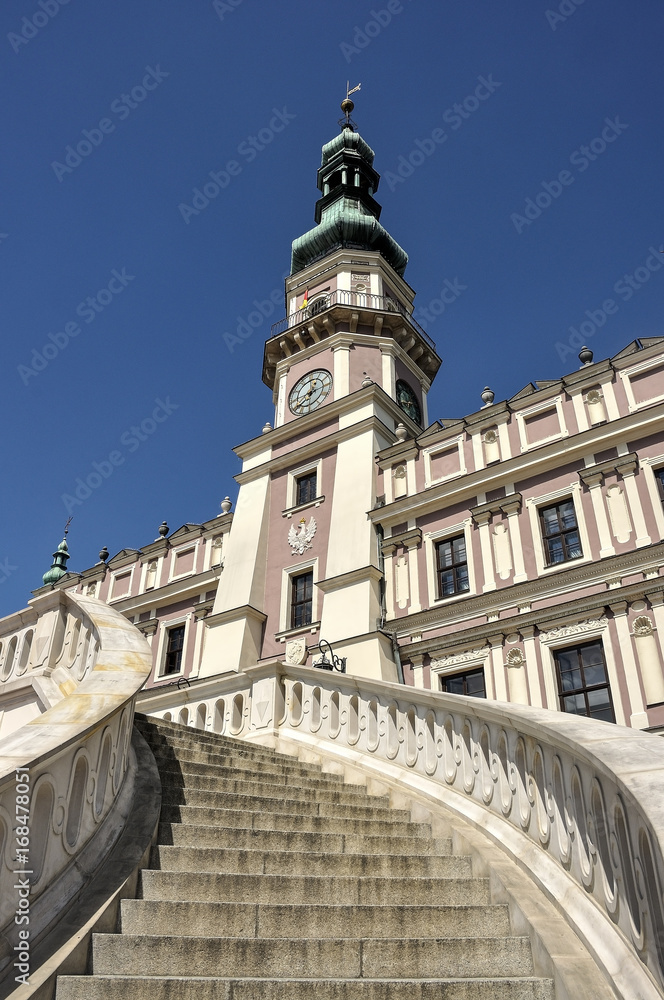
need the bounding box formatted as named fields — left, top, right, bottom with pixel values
left=36, top=97, right=664, bottom=734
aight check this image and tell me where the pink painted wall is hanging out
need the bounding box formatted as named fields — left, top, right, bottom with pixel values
left=259, top=448, right=337, bottom=659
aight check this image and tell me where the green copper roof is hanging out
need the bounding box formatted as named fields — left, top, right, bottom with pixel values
left=291, top=123, right=408, bottom=277
left=43, top=536, right=70, bottom=586
left=320, top=129, right=375, bottom=168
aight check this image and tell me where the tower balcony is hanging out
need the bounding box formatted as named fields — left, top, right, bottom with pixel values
left=263, top=289, right=441, bottom=389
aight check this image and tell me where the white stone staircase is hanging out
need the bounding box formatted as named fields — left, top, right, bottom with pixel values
left=55, top=715, right=555, bottom=998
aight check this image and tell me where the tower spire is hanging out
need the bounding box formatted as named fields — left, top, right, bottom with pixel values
left=291, top=94, right=408, bottom=277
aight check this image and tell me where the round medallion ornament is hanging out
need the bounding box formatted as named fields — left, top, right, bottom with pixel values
left=288, top=370, right=333, bottom=415
left=395, top=379, right=421, bottom=424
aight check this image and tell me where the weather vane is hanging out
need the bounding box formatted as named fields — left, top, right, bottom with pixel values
left=340, top=82, right=361, bottom=130
left=64, top=516, right=73, bottom=536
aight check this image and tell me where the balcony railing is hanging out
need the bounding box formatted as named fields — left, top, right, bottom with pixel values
left=269, top=289, right=436, bottom=352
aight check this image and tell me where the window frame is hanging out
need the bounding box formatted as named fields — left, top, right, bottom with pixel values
left=285, top=458, right=323, bottom=514
left=163, top=623, right=186, bottom=676
left=295, top=470, right=317, bottom=507
left=525, top=484, right=591, bottom=577
left=278, top=557, right=320, bottom=637
left=553, top=639, right=615, bottom=723
left=539, top=498, right=583, bottom=567
left=424, top=520, right=476, bottom=607
left=434, top=533, right=471, bottom=599
left=290, top=570, right=314, bottom=629
left=638, top=455, right=664, bottom=540
left=439, top=666, right=487, bottom=699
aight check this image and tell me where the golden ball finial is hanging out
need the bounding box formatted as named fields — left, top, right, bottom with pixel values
left=341, top=98, right=354, bottom=116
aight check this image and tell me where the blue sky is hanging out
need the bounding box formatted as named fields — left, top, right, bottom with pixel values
left=2, top=0, right=664, bottom=616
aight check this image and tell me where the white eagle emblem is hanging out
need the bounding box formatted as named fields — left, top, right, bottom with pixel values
left=288, top=516, right=316, bottom=555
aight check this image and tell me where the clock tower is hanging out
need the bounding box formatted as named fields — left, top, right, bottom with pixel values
left=201, top=98, right=441, bottom=681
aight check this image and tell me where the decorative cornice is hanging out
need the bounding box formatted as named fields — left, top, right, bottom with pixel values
left=376, top=443, right=419, bottom=469
left=235, top=412, right=399, bottom=486
left=578, top=453, right=638, bottom=486
left=381, top=528, right=422, bottom=554
left=137, top=618, right=159, bottom=637
left=388, top=545, right=664, bottom=659
left=107, top=567, right=221, bottom=616
left=193, top=600, right=215, bottom=621
left=315, top=564, right=383, bottom=594
left=204, top=604, right=267, bottom=629
left=369, top=399, right=664, bottom=526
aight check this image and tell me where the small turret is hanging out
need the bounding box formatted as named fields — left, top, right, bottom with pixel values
left=43, top=535, right=71, bottom=586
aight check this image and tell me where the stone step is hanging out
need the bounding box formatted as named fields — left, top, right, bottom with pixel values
left=56, top=719, right=553, bottom=999
left=148, top=740, right=330, bottom=778
left=154, top=826, right=450, bottom=856
left=91, top=934, right=536, bottom=979
left=160, top=803, right=431, bottom=837
left=149, top=745, right=339, bottom=782
left=148, top=732, right=325, bottom=769
left=156, top=767, right=379, bottom=802
left=136, top=716, right=304, bottom=765
left=120, top=899, right=510, bottom=939
left=140, top=870, right=491, bottom=906
left=159, top=785, right=398, bottom=818
left=154, top=758, right=348, bottom=790
left=151, top=845, right=465, bottom=878
left=57, top=974, right=555, bottom=1000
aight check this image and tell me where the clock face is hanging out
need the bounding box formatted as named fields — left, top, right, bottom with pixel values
left=288, top=369, right=333, bottom=415
left=396, top=379, right=422, bottom=424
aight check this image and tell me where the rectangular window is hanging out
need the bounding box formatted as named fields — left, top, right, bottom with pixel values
left=435, top=535, right=470, bottom=598
left=290, top=571, right=313, bottom=629
left=554, top=641, right=615, bottom=722
left=163, top=625, right=185, bottom=675
left=540, top=499, right=582, bottom=565
left=440, top=667, right=486, bottom=698
left=296, top=471, right=317, bottom=506
left=655, top=467, right=664, bottom=504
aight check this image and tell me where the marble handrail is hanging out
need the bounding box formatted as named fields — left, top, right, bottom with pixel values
left=0, top=591, right=152, bottom=988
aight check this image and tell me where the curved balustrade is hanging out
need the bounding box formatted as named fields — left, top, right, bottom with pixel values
left=0, top=590, right=152, bottom=989
left=141, top=661, right=664, bottom=997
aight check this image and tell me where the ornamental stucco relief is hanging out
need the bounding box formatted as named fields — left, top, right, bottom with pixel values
left=288, top=516, right=316, bottom=555
left=539, top=617, right=607, bottom=642
left=431, top=648, right=487, bottom=670
left=632, top=615, right=654, bottom=637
